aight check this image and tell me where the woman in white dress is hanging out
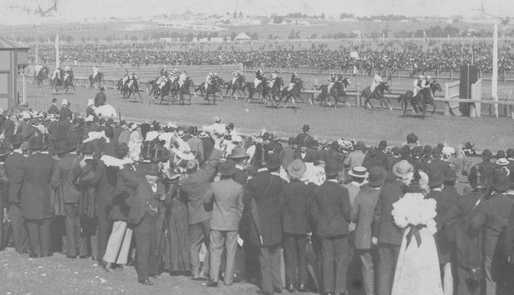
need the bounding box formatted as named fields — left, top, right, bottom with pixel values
left=391, top=192, right=444, bottom=295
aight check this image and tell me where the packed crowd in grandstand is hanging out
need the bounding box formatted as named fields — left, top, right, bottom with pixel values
left=33, top=40, right=514, bottom=74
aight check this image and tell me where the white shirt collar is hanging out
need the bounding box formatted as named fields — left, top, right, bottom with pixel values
left=327, top=179, right=339, bottom=184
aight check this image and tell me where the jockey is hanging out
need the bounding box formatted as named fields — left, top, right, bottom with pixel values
left=178, top=71, right=188, bottom=87
left=34, top=64, right=43, bottom=76
left=288, top=73, right=298, bottom=91
left=413, top=75, right=425, bottom=97
left=206, top=72, right=215, bottom=87
left=255, top=69, right=264, bottom=88
left=92, top=66, right=99, bottom=79
left=128, top=72, right=138, bottom=89
left=122, top=70, right=130, bottom=86
left=329, top=73, right=336, bottom=83
left=370, top=72, right=383, bottom=92
left=52, top=67, right=61, bottom=80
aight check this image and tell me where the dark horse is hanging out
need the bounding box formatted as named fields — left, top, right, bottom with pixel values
left=50, top=70, right=75, bottom=93
left=399, top=81, right=442, bottom=117
left=281, top=78, right=304, bottom=106
left=317, top=78, right=351, bottom=107
left=226, top=74, right=247, bottom=99
left=174, top=77, right=194, bottom=105
left=34, top=66, right=49, bottom=86
left=196, top=76, right=224, bottom=104
left=360, top=82, right=392, bottom=110
left=89, top=72, right=104, bottom=88
left=247, top=78, right=272, bottom=104
left=118, top=78, right=141, bottom=100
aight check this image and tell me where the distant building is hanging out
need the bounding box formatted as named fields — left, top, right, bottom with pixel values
left=234, top=32, right=251, bottom=41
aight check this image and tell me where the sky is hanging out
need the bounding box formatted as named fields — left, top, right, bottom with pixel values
left=0, top=0, right=512, bottom=23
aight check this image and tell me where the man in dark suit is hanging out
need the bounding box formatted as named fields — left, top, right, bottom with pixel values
left=4, top=137, right=28, bottom=254
left=471, top=167, right=514, bottom=295
left=247, top=154, right=286, bottom=295
left=282, top=159, right=313, bottom=292
left=47, top=98, right=60, bottom=115
left=312, top=161, right=352, bottom=295
left=60, top=99, right=73, bottom=122
left=119, top=162, right=160, bottom=285
left=75, top=140, right=113, bottom=261
left=373, top=160, right=412, bottom=295
left=448, top=163, right=492, bottom=295
left=51, top=140, right=82, bottom=258
left=21, top=134, right=55, bottom=257
left=180, top=160, right=217, bottom=280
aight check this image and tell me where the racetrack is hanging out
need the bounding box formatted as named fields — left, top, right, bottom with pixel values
left=26, top=84, right=514, bottom=150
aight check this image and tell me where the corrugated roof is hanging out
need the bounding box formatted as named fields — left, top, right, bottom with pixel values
left=0, top=37, right=29, bottom=50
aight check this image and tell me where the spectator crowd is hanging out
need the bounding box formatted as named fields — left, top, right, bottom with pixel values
left=0, top=99, right=513, bottom=295
left=34, top=40, right=514, bottom=76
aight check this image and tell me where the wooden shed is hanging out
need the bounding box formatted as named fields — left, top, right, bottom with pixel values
left=0, top=37, right=29, bottom=109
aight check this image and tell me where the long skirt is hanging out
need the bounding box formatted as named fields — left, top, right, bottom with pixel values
left=164, top=198, right=191, bottom=273
left=391, top=227, right=444, bottom=295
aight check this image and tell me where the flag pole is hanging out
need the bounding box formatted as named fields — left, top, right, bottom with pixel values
left=55, top=33, right=60, bottom=69
left=492, top=22, right=498, bottom=118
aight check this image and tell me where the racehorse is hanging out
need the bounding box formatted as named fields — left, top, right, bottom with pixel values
left=226, top=74, right=247, bottom=98
left=399, top=81, right=442, bottom=117
left=317, top=78, right=351, bottom=107
left=196, top=76, right=224, bottom=104
left=360, top=82, right=392, bottom=110
left=175, top=77, right=194, bottom=105
left=281, top=78, right=303, bottom=106
left=34, top=66, right=49, bottom=86
left=89, top=72, right=104, bottom=88
left=50, top=70, right=75, bottom=93
left=247, top=77, right=271, bottom=103
left=118, top=78, right=141, bottom=100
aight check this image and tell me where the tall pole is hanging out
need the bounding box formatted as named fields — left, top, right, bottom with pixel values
left=55, top=33, right=60, bottom=69
left=492, top=22, right=498, bottom=118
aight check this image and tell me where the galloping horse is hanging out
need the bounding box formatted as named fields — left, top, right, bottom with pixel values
left=281, top=78, right=304, bottom=105
left=34, top=66, right=49, bottom=86
left=196, top=76, right=224, bottom=104
left=118, top=78, right=141, bottom=100
left=360, top=82, right=392, bottom=110
left=175, top=77, right=194, bottom=105
left=89, top=72, right=104, bottom=88
left=50, top=70, right=75, bottom=93
left=226, top=74, right=247, bottom=98
left=317, top=78, right=351, bottom=106
left=247, top=77, right=271, bottom=103
left=399, top=81, right=442, bottom=117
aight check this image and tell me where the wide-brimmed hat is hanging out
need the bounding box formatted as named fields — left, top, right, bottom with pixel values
left=348, top=166, right=369, bottom=179
left=368, top=166, right=386, bottom=187
left=228, top=147, right=249, bottom=160
left=392, top=160, right=414, bottom=180
left=287, top=159, right=307, bottom=180
left=218, top=161, right=236, bottom=177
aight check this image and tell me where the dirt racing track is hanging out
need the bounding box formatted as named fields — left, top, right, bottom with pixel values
left=26, top=84, right=514, bottom=150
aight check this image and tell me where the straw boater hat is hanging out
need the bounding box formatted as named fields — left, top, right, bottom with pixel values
left=392, top=160, right=414, bottom=180
left=287, top=159, right=307, bottom=180
left=348, top=166, right=369, bottom=179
